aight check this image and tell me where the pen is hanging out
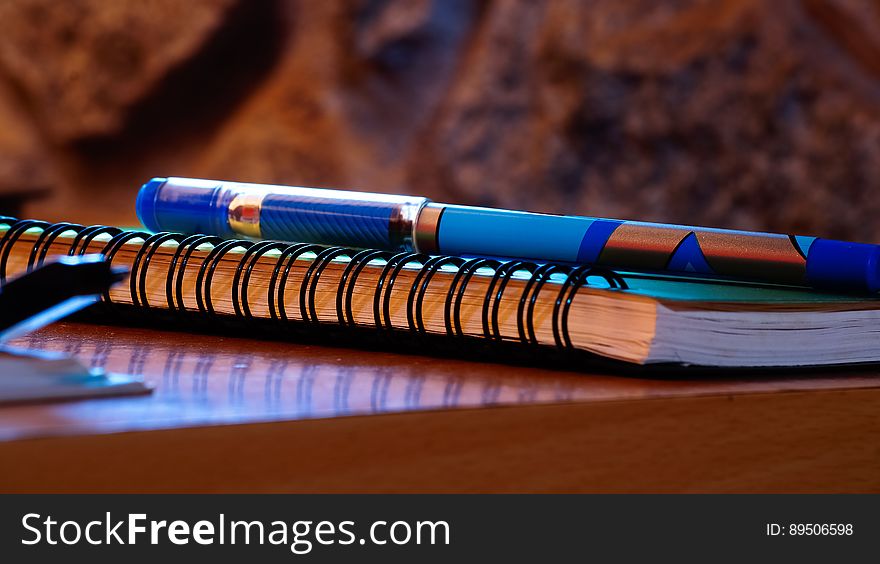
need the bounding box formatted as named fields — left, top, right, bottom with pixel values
left=136, top=177, right=880, bottom=293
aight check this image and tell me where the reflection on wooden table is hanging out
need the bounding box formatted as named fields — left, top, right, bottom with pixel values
left=3, top=321, right=880, bottom=442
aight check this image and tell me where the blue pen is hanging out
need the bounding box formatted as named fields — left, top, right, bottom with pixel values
left=136, top=177, right=880, bottom=293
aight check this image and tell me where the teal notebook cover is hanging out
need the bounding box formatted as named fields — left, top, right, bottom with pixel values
left=610, top=271, right=880, bottom=305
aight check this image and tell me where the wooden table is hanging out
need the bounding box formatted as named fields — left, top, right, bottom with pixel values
left=1, top=321, right=879, bottom=492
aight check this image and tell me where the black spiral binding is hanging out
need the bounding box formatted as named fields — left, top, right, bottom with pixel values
left=196, top=239, right=251, bottom=316
left=0, top=219, right=139, bottom=314
left=446, top=257, right=500, bottom=337
left=28, top=222, right=80, bottom=270
left=519, top=263, right=569, bottom=345
left=233, top=240, right=287, bottom=320
left=484, top=260, right=537, bottom=341
left=374, top=252, right=429, bottom=332
left=301, top=246, right=349, bottom=325
left=0, top=218, right=628, bottom=351
left=271, top=243, right=324, bottom=323
left=131, top=232, right=186, bottom=310
left=0, top=219, right=50, bottom=283
left=407, top=255, right=465, bottom=335
left=167, top=235, right=223, bottom=312
left=338, top=249, right=393, bottom=326
left=555, top=264, right=628, bottom=350
left=98, top=230, right=150, bottom=310
left=68, top=225, right=122, bottom=257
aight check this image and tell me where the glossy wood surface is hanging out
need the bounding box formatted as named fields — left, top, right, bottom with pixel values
left=3, top=321, right=880, bottom=440
left=1, top=322, right=879, bottom=492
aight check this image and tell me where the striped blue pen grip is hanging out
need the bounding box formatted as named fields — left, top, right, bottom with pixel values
left=260, top=194, right=404, bottom=250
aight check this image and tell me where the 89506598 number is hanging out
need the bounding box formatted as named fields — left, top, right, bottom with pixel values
left=789, top=524, right=852, bottom=535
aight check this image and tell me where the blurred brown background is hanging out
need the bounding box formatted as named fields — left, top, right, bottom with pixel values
left=1, top=0, right=879, bottom=240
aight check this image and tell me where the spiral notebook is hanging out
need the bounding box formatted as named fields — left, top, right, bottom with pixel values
left=2, top=217, right=880, bottom=368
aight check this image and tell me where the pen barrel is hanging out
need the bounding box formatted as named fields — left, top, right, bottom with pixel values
left=137, top=178, right=428, bottom=251
left=426, top=205, right=880, bottom=292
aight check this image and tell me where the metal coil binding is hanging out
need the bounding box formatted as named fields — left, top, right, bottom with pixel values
left=0, top=217, right=629, bottom=352
left=407, top=255, right=465, bottom=335
left=233, top=240, right=287, bottom=320
left=270, top=243, right=323, bottom=323
left=483, top=260, right=536, bottom=341
left=98, top=230, right=150, bottom=310
left=520, top=263, right=569, bottom=345
left=68, top=225, right=122, bottom=257
left=554, top=265, right=627, bottom=350
left=196, top=239, right=251, bottom=316
left=165, top=234, right=221, bottom=312
left=447, top=258, right=501, bottom=337
left=28, top=222, right=79, bottom=270
left=300, top=246, right=349, bottom=325
left=372, top=252, right=427, bottom=331
left=131, top=232, right=185, bottom=310
left=336, top=249, right=390, bottom=326
left=0, top=219, right=51, bottom=283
